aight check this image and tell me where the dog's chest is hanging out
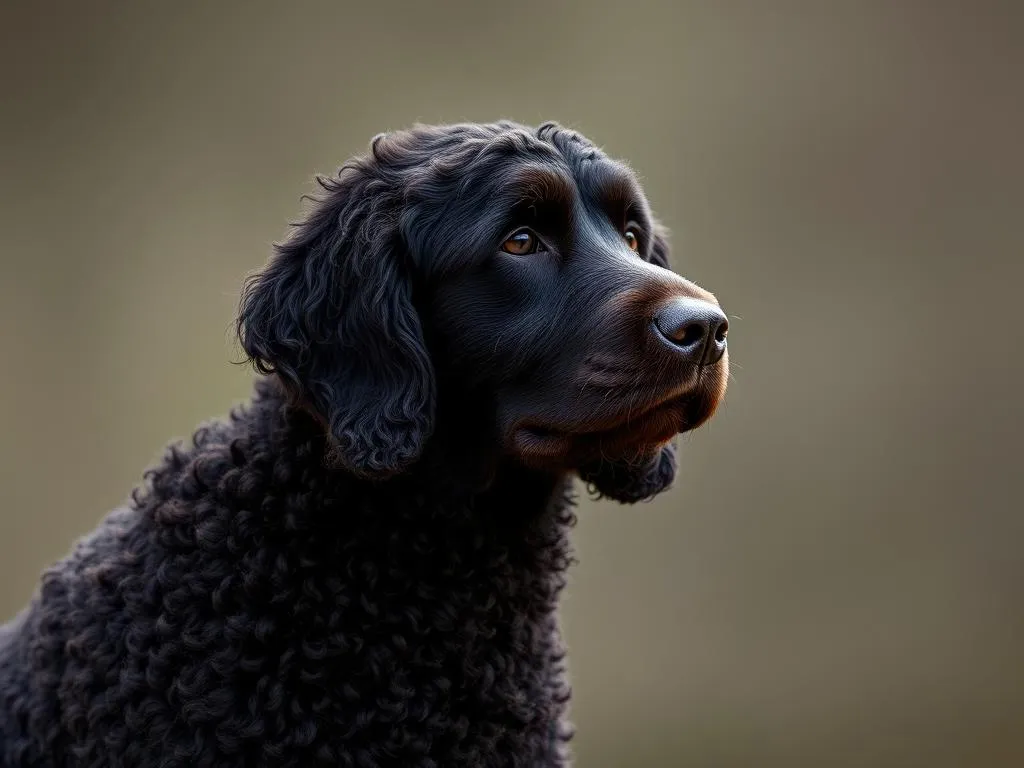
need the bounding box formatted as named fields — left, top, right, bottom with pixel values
left=161, top=498, right=576, bottom=765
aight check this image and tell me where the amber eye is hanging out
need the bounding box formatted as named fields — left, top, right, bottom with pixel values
left=502, top=228, right=540, bottom=255
left=624, top=228, right=640, bottom=252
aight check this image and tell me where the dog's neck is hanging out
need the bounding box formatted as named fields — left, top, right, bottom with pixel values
left=243, top=376, right=578, bottom=629
left=252, top=374, right=574, bottom=520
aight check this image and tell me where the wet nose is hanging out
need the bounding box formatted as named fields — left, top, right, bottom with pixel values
left=652, top=298, right=729, bottom=365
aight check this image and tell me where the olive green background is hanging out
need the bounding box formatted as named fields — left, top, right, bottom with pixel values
left=1, top=1, right=1022, bottom=765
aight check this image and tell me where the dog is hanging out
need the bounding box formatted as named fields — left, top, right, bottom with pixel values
left=0, top=121, right=728, bottom=767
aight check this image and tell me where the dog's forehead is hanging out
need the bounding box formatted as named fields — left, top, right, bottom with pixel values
left=477, top=141, right=646, bottom=210
left=396, top=124, right=655, bottom=273
left=391, top=123, right=646, bottom=209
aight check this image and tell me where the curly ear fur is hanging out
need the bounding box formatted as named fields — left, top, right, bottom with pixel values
left=237, top=162, right=435, bottom=479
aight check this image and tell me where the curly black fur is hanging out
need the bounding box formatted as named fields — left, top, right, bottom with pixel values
left=0, top=121, right=727, bottom=767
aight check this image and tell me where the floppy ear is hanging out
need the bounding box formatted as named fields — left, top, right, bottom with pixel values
left=237, top=167, right=435, bottom=479
left=577, top=442, right=678, bottom=504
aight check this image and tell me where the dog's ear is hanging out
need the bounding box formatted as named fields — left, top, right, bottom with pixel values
left=577, top=442, right=678, bottom=504
left=237, top=166, right=435, bottom=479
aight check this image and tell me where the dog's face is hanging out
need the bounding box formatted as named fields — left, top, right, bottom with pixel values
left=238, top=122, right=728, bottom=502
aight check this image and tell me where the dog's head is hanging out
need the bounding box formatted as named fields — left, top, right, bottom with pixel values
left=237, top=122, right=728, bottom=503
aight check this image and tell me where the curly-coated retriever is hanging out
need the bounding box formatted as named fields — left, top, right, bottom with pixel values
left=0, top=121, right=729, bottom=767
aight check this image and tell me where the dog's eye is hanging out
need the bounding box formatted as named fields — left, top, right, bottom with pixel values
left=502, top=229, right=540, bottom=255
left=624, top=228, right=640, bottom=252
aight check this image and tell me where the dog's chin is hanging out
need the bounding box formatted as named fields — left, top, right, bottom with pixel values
left=577, top=441, right=678, bottom=504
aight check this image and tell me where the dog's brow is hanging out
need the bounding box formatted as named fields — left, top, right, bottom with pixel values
left=578, top=162, right=654, bottom=237
left=589, top=164, right=644, bottom=211
left=512, top=166, right=576, bottom=209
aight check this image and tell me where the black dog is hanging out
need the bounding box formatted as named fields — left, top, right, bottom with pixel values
left=0, top=121, right=728, bottom=767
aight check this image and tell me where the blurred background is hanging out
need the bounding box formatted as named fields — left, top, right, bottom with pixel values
left=1, top=1, right=1022, bottom=765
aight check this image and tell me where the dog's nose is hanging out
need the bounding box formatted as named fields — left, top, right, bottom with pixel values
left=653, top=298, right=729, bottom=365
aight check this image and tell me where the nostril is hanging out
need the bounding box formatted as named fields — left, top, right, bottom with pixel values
left=674, top=322, right=707, bottom=348
left=653, top=298, right=728, bottom=363
left=713, top=319, right=729, bottom=344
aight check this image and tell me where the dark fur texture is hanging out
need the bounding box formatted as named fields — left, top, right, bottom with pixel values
left=0, top=121, right=728, bottom=767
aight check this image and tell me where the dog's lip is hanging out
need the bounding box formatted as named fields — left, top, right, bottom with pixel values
left=507, top=358, right=728, bottom=460
left=512, top=391, right=690, bottom=450
left=508, top=386, right=728, bottom=469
